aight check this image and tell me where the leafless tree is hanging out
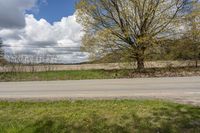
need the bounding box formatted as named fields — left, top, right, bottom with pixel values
left=77, top=0, right=187, bottom=70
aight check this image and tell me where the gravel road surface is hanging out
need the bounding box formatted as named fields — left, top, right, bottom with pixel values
left=0, top=77, right=199, bottom=105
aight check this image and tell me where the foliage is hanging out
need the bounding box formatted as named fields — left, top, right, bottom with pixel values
left=182, top=0, right=200, bottom=67
left=76, top=0, right=187, bottom=70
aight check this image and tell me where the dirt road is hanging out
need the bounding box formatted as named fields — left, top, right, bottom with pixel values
left=0, top=77, right=200, bottom=105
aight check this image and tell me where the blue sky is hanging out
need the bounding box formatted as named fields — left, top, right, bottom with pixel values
left=0, top=0, right=89, bottom=63
left=28, top=0, right=77, bottom=24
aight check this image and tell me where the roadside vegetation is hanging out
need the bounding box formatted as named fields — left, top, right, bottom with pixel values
left=0, top=66, right=199, bottom=82
left=0, top=100, right=199, bottom=133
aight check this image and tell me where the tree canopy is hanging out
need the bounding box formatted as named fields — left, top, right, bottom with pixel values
left=76, top=0, right=189, bottom=70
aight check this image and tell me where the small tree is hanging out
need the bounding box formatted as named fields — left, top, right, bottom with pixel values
left=0, top=38, right=5, bottom=64
left=184, top=0, right=200, bottom=67
left=76, top=0, right=186, bottom=70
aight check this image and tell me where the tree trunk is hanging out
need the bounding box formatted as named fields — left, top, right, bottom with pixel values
left=195, top=59, right=198, bottom=68
left=193, top=44, right=198, bottom=68
left=136, top=56, right=145, bottom=71
left=136, top=49, right=145, bottom=71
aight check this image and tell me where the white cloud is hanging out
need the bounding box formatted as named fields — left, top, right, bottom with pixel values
left=0, top=14, right=89, bottom=63
left=0, top=0, right=88, bottom=63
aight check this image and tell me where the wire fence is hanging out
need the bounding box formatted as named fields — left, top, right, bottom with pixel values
left=0, top=44, right=89, bottom=64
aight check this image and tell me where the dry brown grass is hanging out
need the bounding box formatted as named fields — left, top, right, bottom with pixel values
left=0, top=60, right=199, bottom=72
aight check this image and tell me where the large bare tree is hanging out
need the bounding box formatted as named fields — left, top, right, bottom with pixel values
left=76, top=0, right=187, bottom=70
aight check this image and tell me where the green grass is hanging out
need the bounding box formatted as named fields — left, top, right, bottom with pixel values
left=0, top=67, right=200, bottom=82
left=0, top=69, right=128, bottom=81
left=0, top=100, right=199, bottom=133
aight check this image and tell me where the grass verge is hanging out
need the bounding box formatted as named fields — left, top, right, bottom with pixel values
left=0, top=67, right=200, bottom=81
left=0, top=100, right=199, bottom=133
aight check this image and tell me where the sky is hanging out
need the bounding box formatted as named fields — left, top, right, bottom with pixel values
left=28, top=0, right=77, bottom=24
left=0, top=0, right=89, bottom=64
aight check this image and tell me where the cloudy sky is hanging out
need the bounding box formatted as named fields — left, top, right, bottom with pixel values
left=0, top=0, right=89, bottom=63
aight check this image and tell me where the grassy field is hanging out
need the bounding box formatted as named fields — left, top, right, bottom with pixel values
left=1, top=61, right=199, bottom=72
left=0, top=67, right=200, bottom=81
left=0, top=100, right=199, bottom=133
